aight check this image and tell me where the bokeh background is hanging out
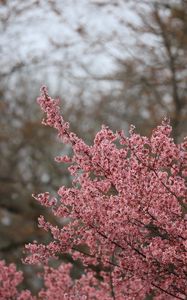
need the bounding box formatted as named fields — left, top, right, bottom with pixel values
left=0, top=0, right=187, bottom=293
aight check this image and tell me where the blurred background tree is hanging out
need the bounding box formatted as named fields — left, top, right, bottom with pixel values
left=118, top=0, right=187, bottom=140
left=87, top=0, right=187, bottom=140
left=0, top=0, right=186, bottom=293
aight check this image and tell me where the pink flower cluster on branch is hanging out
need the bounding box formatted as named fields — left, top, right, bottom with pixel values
left=0, top=260, right=34, bottom=300
left=27, top=86, right=187, bottom=299
left=1, top=86, right=186, bottom=299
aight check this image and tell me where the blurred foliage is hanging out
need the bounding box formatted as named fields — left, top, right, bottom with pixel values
left=93, top=0, right=187, bottom=140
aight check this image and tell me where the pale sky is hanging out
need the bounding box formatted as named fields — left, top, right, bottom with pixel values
left=0, top=0, right=141, bottom=100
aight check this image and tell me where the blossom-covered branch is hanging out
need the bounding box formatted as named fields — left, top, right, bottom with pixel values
left=1, top=87, right=186, bottom=299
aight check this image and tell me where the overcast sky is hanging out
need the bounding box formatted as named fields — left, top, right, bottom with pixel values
left=0, top=1, right=143, bottom=101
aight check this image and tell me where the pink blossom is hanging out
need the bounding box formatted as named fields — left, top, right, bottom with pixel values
left=27, top=87, right=186, bottom=300
left=2, top=86, right=187, bottom=300
left=0, top=260, right=35, bottom=300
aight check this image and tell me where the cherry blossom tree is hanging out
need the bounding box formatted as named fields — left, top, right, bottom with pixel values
left=0, top=87, right=186, bottom=299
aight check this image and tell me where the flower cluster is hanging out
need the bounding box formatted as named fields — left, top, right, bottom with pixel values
left=0, top=260, right=34, bottom=300
left=1, top=87, right=186, bottom=299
